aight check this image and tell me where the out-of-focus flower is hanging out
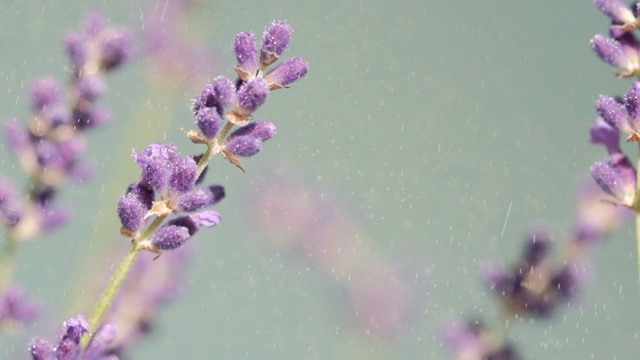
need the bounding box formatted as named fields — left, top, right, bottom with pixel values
left=444, top=320, right=522, bottom=360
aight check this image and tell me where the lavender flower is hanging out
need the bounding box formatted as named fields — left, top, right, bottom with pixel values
left=444, top=320, right=521, bottom=360
left=591, top=34, right=640, bottom=77
left=0, top=285, right=41, bottom=330
left=29, top=315, right=117, bottom=360
left=233, top=19, right=308, bottom=88
left=260, top=20, right=294, bottom=67
left=119, top=143, right=225, bottom=248
left=484, top=229, right=588, bottom=318
left=595, top=0, right=639, bottom=31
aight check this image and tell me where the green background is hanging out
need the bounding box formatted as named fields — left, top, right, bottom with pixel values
left=0, top=0, right=638, bottom=358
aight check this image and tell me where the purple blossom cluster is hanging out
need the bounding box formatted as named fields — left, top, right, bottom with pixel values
left=1, top=13, right=131, bottom=240
left=0, top=13, right=132, bottom=331
left=445, top=1, right=640, bottom=358
left=117, top=144, right=224, bottom=251
left=29, top=315, right=117, bottom=360
left=1, top=14, right=309, bottom=358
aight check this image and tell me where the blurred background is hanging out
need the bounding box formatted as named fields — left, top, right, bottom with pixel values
left=0, top=0, right=638, bottom=358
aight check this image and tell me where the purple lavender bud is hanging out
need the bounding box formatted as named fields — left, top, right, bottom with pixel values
left=65, top=33, right=88, bottom=70
left=61, top=315, right=90, bottom=342
left=212, top=76, right=237, bottom=108
left=118, top=193, right=148, bottom=232
left=610, top=152, right=637, bottom=193
left=190, top=210, right=222, bottom=228
left=73, top=104, right=111, bottom=129
left=552, top=263, right=587, bottom=299
left=133, top=143, right=180, bottom=192
left=595, top=0, right=637, bottom=24
left=169, top=156, right=197, bottom=193
left=0, top=285, right=41, bottom=326
left=29, top=338, right=55, bottom=360
left=41, top=103, right=72, bottom=128
left=196, top=107, right=222, bottom=139
left=84, top=323, right=117, bottom=359
left=625, top=82, right=640, bottom=128
left=591, top=161, right=634, bottom=204
left=591, top=34, right=634, bottom=69
left=590, top=118, right=622, bottom=154
left=39, top=206, right=72, bottom=232
left=236, top=78, right=269, bottom=115
left=83, top=12, right=107, bottom=37
left=177, top=185, right=225, bottom=212
left=261, top=20, right=293, bottom=67
left=265, top=56, right=309, bottom=87
left=192, top=83, right=215, bottom=114
left=234, top=32, right=259, bottom=74
left=151, top=225, right=190, bottom=250
left=4, top=121, right=31, bottom=155
left=0, top=177, right=23, bottom=226
left=229, top=120, right=276, bottom=141
left=76, top=74, right=107, bottom=101
left=168, top=216, right=199, bottom=236
left=595, top=95, right=630, bottom=132
left=100, top=28, right=133, bottom=70
left=56, top=315, right=90, bottom=360
left=522, top=229, right=550, bottom=267
left=30, top=77, right=62, bottom=110
left=226, top=135, right=262, bottom=157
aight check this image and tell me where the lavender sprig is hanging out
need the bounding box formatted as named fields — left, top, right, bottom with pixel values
left=79, top=20, right=308, bottom=349
left=0, top=13, right=132, bottom=331
left=446, top=2, right=640, bottom=357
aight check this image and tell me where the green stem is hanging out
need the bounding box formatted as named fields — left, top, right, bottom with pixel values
left=0, top=232, right=19, bottom=296
left=82, top=214, right=167, bottom=349
left=195, top=121, right=234, bottom=179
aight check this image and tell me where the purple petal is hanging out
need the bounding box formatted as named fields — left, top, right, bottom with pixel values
left=225, top=135, right=262, bottom=157
left=190, top=210, right=222, bottom=228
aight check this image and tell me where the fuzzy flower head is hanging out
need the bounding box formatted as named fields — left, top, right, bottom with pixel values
left=120, top=143, right=225, bottom=248
left=591, top=155, right=637, bottom=207
left=595, top=82, right=640, bottom=141
left=484, top=229, right=588, bottom=318
left=29, top=315, right=117, bottom=360
left=591, top=33, right=640, bottom=77
left=595, top=0, right=640, bottom=32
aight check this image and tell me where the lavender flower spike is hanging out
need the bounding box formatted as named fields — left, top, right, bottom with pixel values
left=261, top=20, right=293, bottom=67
